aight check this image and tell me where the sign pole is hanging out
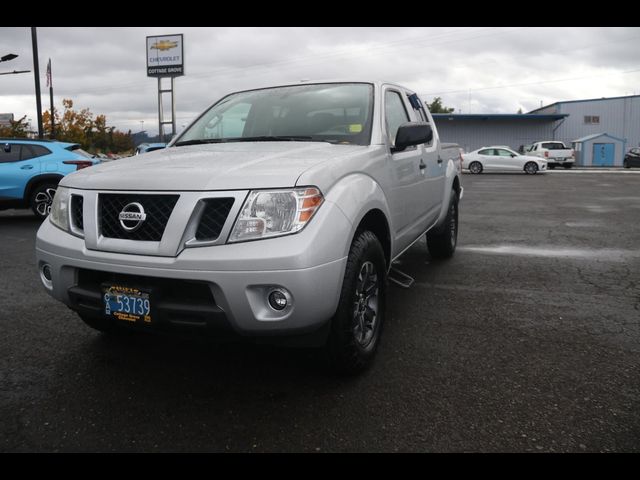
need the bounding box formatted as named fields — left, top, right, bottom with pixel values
left=171, top=76, right=176, bottom=137
left=146, top=34, right=184, bottom=144
left=157, top=77, right=164, bottom=143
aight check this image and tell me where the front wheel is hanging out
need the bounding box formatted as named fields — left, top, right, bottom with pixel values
left=325, top=230, right=386, bottom=375
left=427, top=189, right=459, bottom=259
left=623, top=160, right=629, bottom=168
left=468, top=161, right=483, bottom=174
left=524, top=162, right=539, bottom=174
left=30, top=183, right=58, bottom=220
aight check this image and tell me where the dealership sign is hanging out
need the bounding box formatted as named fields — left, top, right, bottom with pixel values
left=146, top=34, right=184, bottom=77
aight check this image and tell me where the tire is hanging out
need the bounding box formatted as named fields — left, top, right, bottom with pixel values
left=624, top=160, right=629, bottom=169
left=563, top=163, right=573, bottom=169
left=325, top=230, right=387, bottom=375
left=79, top=313, right=117, bottom=333
left=30, top=182, right=58, bottom=220
left=524, top=162, right=539, bottom=174
left=468, top=161, right=483, bottom=174
left=427, top=189, right=459, bottom=259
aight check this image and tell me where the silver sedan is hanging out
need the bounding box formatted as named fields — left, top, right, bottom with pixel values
left=462, top=146, right=547, bottom=174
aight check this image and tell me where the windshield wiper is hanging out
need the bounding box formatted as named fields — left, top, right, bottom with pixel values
left=225, top=136, right=317, bottom=142
left=175, top=136, right=339, bottom=146
left=174, top=139, right=229, bottom=147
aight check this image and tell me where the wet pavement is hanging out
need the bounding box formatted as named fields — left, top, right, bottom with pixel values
left=1, top=171, right=639, bottom=452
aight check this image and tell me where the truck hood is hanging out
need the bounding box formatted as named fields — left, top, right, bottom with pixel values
left=61, top=142, right=368, bottom=191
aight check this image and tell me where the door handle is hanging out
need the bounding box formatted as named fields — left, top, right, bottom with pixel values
left=437, top=157, right=443, bottom=164
left=419, top=159, right=426, bottom=173
left=20, top=164, right=34, bottom=170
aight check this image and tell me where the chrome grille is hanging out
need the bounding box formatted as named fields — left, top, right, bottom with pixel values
left=99, top=194, right=179, bottom=241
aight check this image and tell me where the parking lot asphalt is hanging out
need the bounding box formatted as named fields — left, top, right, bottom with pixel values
left=1, top=171, right=638, bottom=452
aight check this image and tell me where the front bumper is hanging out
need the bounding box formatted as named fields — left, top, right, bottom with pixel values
left=36, top=201, right=351, bottom=338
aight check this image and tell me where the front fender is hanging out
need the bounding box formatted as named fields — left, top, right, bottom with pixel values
left=324, top=173, right=393, bottom=259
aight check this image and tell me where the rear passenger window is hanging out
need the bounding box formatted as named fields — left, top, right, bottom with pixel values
left=23, top=145, right=51, bottom=159
left=385, top=91, right=410, bottom=146
left=0, top=144, right=21, bottom=163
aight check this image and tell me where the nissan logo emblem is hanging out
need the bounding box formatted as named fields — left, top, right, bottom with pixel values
left=118, top=202, right=147, bottom=232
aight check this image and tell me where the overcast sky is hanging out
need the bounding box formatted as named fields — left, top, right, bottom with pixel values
left=2, top=27, right=640, bottom=136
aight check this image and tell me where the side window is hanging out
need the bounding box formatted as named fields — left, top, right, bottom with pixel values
left=384, top=90, right=410, bottom=146
left=478, top=149, right=493, bottom=155
left=23, top=145, right=51, bottom=160
left=496, top=149, right=513, bottom=157
left=0, top=144, right=21, bottom=163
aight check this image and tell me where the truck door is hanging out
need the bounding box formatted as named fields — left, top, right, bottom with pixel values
left=383, top=87, right=426, bottom=253
left=411, top=93, right=444, bottom=226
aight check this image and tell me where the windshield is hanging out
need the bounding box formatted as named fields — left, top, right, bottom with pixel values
left=174, top=83, right=374, bottom=147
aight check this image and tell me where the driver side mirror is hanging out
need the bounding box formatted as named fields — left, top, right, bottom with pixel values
left=3, top=143, right=10, bottom=153
left=392, top=122, right=433, bottom=153
left=510, top=153, right=517, bottom=157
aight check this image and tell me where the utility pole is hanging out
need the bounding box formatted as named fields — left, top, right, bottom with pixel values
left=31, top=27, right=43, bottom=139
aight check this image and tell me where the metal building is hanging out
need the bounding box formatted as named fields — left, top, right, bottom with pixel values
left=432, top=113, right=566, bottom=153
left=432, top=94, right=640, bottom=164
left=572, top=133, right=626, bottom=167
left=529, top=95, right=640, bottom=151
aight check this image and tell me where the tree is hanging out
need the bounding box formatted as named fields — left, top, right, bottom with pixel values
left=42, top=99, right=133, bottom=153
left=0, top=115, right=31, bottom=137
left=427, top=97, right=455, bottom=114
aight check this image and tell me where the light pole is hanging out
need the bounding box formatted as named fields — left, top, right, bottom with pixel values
left=0, top=53, right=30, bottom=76
left=31, top=27, right=44, bottom=139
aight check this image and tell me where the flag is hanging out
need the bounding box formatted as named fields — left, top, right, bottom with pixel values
left=46, top=58, right=52, bottom=88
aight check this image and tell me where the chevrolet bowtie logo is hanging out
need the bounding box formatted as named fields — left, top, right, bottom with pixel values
left=151, top=40, right=178, bottom=51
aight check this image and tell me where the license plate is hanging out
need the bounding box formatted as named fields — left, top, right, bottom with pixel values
left=102, top=284, right=152, bottom=323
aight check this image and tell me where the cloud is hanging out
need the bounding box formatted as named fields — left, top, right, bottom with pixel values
left=2, top=27, right=639, bottom=134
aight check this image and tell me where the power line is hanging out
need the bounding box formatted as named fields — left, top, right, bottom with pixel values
left=422, top=67, right=640, bottom=96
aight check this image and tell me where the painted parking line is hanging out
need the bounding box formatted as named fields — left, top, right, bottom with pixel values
left=546, top=169, right=640, bottom=174
left=458, top=245, right=640, bottom=262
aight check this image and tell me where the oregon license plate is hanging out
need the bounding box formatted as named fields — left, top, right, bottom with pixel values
left=103, top=284, right=152, bottom=323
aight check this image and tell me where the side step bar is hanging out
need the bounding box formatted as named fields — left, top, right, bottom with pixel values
left=388, top=266, right=414, bottom=289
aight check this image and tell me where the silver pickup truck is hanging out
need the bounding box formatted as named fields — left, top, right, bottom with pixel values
left=36, top=81, right=463, bottom=373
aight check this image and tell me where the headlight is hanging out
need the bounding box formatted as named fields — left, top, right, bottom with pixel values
left=49, top=186, right=70, bottom=232
left=229, top=187, right=323, bottom=243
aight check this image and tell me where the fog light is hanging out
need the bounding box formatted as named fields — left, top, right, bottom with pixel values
left=40, top=263, right=53, bottom=289
left=268, top=290, right=288, bottom=311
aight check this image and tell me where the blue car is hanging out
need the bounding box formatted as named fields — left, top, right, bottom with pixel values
left=135, top=142, right=166, bottom=155
left=0, top=138, right=100, bottom=219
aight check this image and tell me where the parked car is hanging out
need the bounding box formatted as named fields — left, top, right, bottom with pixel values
left=623, top=147, right=640, bottom=168
left=526, top=141, right=574, bottom=169
left=135, top=143, right=166, bottom=155
left=0, top=138, right=100, bottom=219
left=36, top=80, right=463, bottom=374
left=462, top=146, right=547, bottom=174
